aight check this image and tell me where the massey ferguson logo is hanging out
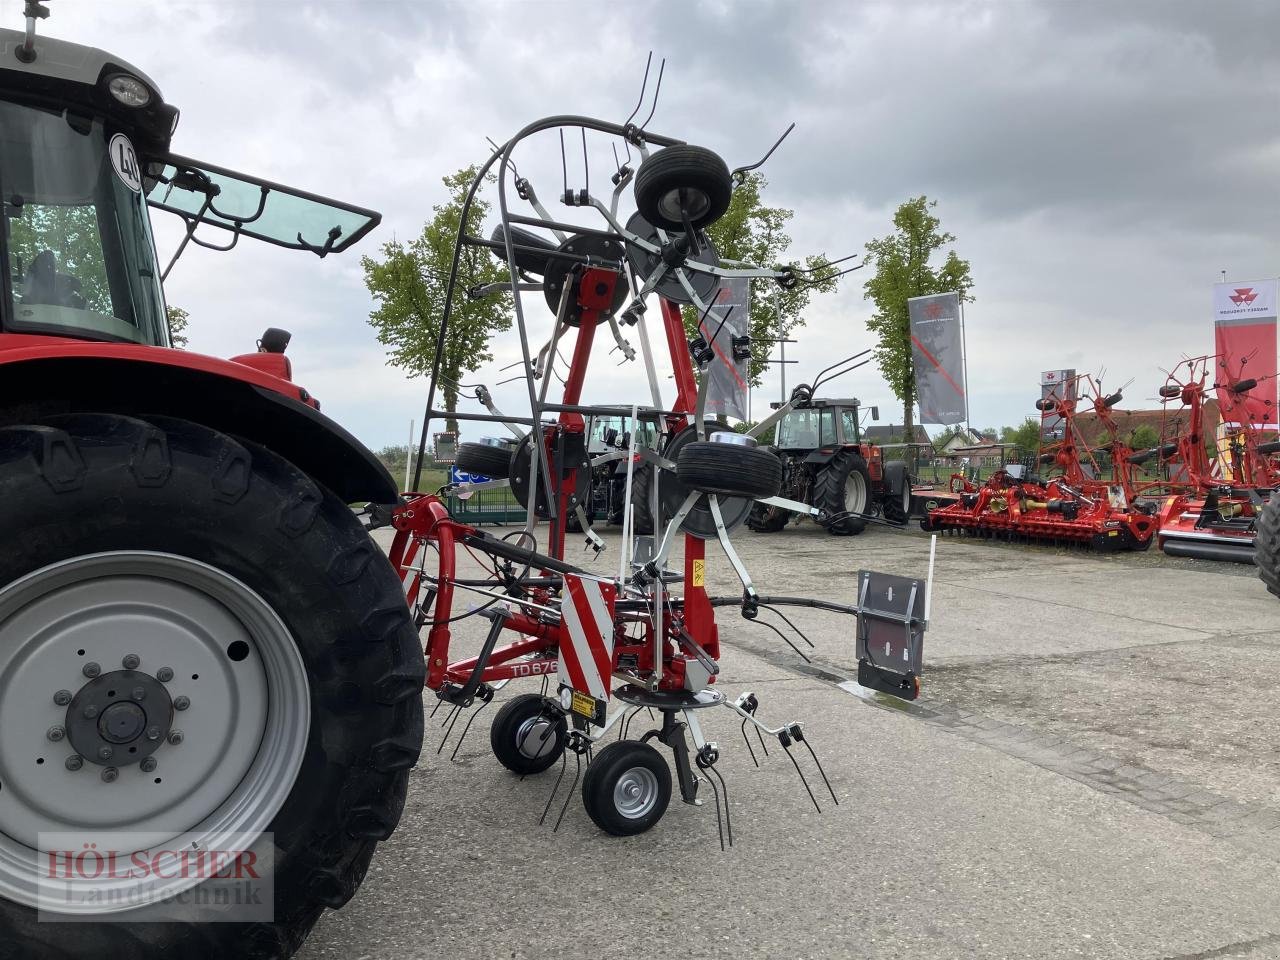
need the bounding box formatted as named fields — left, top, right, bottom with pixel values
left=1229, top=288, right=1258, bottom=306
left=924, top=301, right=945, bottom=320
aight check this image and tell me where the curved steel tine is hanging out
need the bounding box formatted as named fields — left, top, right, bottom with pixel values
left=709, top=762, right=733, bottom=846
left=783, top=739, right=821, bottom=813
left=623, top=52, right=653, bottom=128
left=705, top=768, right=725, bottom=851
left=449, top=696, right=492, bottom=762
left=437, top=704, right=464, bottom=755
left=553, top=750, right=582, bottom=831
left=740, top=718, right=759, bottom=767
left=800, top=736, right=838, bottom=806
left=539, top=751, right=568, bottom=825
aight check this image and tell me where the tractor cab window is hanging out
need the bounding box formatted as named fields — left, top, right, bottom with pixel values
left=819, top=409, right=837, bottom=447
left=0, top=100, right=168, bottom=344
left=840, top=409, right=859, bottom=444
left=776, top=409, right=821, bottom=450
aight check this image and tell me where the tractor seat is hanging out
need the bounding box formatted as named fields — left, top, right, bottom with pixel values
left=21, top=250, right=87, bottom=310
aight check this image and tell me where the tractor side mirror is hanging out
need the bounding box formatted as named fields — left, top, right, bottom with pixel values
left=869, top=406, right=879, bottom=422
left=259, top=327, right=291, bottom=354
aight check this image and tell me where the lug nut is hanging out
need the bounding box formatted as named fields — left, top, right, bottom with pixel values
left=173, top=696, right=190, bottom=711
left=122, top=654, right=140, bottom=670
left=145, top=726, right=161, bottom=741
left=65, top=755, right=83, bottom=771
left=46, top=725, right=65, bottom=742
left=132, top=687, right=146, bottom=701
left=53, top=689, right=72, bottom=706
left=167, top=730, right=183, bottom=746
left=139, top=757, right=157, bottom=773
left=101, top=767, right=118, bottom=783
left=156, top=667, right=174, bottom=682
left=83, top=705, right=99, bottom=720
left=97, top=746, right=113, bottom=761
left=82, top=662, right=101, bottom=679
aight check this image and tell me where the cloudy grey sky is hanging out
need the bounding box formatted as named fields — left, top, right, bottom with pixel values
left=45, top=0, right=1280, bottom=450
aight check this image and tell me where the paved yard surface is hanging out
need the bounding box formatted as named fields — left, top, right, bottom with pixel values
left=300, top=521, right=1280, bottom=960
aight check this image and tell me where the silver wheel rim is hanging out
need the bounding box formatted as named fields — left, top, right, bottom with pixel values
left=902, top=483, right=912, bottom=513
left=515, top=715, right=557, bottom=762
left=0, top=552, right=310, bottom=915
left=613, top=766, right=659, bottom=819
left=844, top=471, right=868, bottom=513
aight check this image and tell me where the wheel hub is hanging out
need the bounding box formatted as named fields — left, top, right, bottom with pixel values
left=66, top=669, right=172, bottom=765
left=613, top=766, right=659, bottom=819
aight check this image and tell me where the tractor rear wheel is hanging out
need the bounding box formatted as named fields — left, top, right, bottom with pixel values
left=0, top=414, right=424, bottom=959
left=816, top=450, right=871, bottom=535
left=883, top=476, right=913, bottom=525
left=1257, top=492, right=1280, bottom=600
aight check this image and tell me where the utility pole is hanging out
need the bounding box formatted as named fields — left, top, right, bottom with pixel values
left=405, top=418, right=414, bottom=493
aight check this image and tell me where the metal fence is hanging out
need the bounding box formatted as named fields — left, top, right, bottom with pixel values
left=446, top=487, right=526, bottom=525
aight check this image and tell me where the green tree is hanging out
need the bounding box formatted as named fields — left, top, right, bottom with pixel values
left=1128, top=424, right=1159, bottom=452
left=8, top=204, right=111, bottom=313
left=863, top=196, right=974, bottom=441
left=363, top=166, right=512, bottom=433
left=166, top=305, right=189, bottom=348
left=1001, top=418, right=1042, bottom=458
left=682, top=172, right=839, bottom=391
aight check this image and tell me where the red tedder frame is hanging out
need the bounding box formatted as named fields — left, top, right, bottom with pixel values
left=388, top=273, right=718, bottom=701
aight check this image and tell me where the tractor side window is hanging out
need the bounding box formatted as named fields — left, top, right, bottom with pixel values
left=841, top=409, right=859, bottom=443
left=819, top=409, right=837, bottom=446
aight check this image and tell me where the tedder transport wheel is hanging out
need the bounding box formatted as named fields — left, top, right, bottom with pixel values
left=581, top=740, right=672, bottom=837
left=455, top=439, right=514, bottom=479
left=816, top=449, right=872, bottom=536
left=675, top=439, right=783, bottom=500
left=633, top=145, right=733, bottom=232
left=1257, top=492, right=1280, bottom=600
left=489, top=694, right=567, bottom=775
left=0, top=414, right=425, bottom=959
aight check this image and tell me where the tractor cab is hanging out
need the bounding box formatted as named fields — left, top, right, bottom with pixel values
left=0, top=21, right=379, bottom=349
left=774, top=398, right=874, bottom=452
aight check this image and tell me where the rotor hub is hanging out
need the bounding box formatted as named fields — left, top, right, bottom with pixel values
left=66, top=669, right=172, bottom=767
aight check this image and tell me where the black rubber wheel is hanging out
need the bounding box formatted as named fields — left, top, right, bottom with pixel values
left=455, top=440, right=514, bottom=479
left=1257, top=492, right=1280, bottom=600
left=630, top=465, right=656, bottom=535
left=816, top=449, right=871, bottom=535
left=633, top=145, right=733, bottom=231
left=629, top=425, right=753, bottom=540
left=676, top=440, right=782, bottom=500
left=489, top=693, right=567, bottom=775
left=747, top=500, right=790, bottom=532
left=0, top=414, right=425, bottom=959
left=489, top=224, right=556, bottom=276
left=883, top=476, right=913, bottom=524
left=581, top=740, right=672, bottom=837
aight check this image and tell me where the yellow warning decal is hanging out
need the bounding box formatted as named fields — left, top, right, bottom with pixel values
left=570, top=690, right=597, bottom=719
left=692, top=559, right=705, bottom=587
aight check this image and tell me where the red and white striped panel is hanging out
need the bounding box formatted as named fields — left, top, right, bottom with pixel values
left=557, top=575, right=617, bottom=702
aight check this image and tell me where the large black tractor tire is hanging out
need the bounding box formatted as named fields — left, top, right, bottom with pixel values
left=455, top=440, right=514, bottom=479
left=1257, top=492, right=1280, bottom=600
left=882, top=475, right=913, bottom=525
left=746, top=501, right=790, bottom=532
left=0, top=414, right=425, bottom=960
left=634, top=145, right=733, bottom=232
left=629, top=465, right=657, bottom=536
left=675, top=441, right=782, bottom=500
left=816, top=449, right=872, bottom=536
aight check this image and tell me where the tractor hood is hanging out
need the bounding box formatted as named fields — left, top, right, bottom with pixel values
left=0, top=27, right=178, bottom=157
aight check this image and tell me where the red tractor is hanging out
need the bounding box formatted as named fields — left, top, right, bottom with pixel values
left=747, top=392, right=913, bottom=535
left=0, top=11, right=423, bottom=957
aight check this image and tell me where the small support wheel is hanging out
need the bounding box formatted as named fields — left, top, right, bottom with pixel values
left=633, top=145, right=733, bottom=231
left=581, top=740, right=672, bottom=836
left=489, top=693, right=566, bottom=775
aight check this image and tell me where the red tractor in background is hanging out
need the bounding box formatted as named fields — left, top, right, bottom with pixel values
left=747, top=391, right=913, bottom=535
left=0, top=10, right=423, bottom=958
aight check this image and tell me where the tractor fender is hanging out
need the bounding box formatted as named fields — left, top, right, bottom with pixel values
left=802, top=449, right=836, bottom=467
left=882, top=459, right=909, bottom=496
left=0, top=347, right=398, bottom=505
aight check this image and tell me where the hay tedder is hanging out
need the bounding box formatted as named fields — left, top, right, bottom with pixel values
left=385, top=63, right=933, bottom=848
left=1138, top=355, right=1280, bottom=563
left=922, top=373, right=1157, bottom=550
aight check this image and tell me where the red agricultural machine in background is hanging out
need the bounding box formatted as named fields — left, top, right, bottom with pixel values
left=1142, top=355, right=1280, bottom=563
left=923, top=373, right=1157, bottom=550
left=0, top=8, right=426, bottom=959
